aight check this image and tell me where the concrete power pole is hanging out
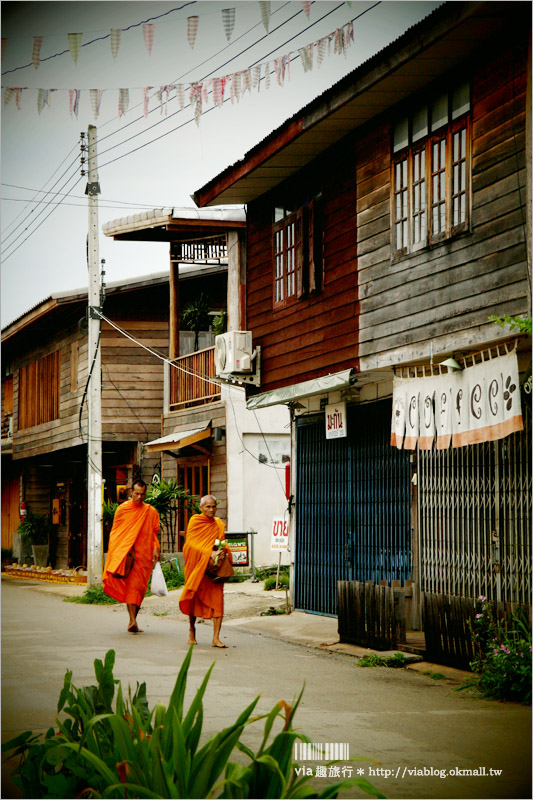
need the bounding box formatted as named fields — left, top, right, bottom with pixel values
left=86, top=125, right=103, bottom=586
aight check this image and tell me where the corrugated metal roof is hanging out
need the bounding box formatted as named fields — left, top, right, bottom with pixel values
left=103, top=206, right=246, bottom=237
left=193, top=1, right=512, bottom=207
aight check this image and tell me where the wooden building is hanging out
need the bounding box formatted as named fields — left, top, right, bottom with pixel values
left=103, top=207, right=291, bottom=565
left=1, top=261, right=225, bottom=567
left=193, top=1, right=532, bottom=617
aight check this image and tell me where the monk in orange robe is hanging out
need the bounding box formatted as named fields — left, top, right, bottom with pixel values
left=179, top=495, right=231, bottom=648
left=103, top=479, right=160, bottom=633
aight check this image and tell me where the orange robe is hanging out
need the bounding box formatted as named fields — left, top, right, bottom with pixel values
left=179, top=513, right=231, bottom=619
left=103, top=500, right=160, bottom=607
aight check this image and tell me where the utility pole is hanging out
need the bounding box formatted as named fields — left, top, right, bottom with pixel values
left=85, top=125, right=103, bottom=586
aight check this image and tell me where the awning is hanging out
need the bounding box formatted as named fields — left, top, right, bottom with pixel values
left=144, top=425, right=212, bottom=454
left=246, top=369, right=356, bottom=410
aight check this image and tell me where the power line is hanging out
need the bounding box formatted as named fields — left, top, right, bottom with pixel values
left=2, top=182, right=172, bottom=208
left=1, top=2, right=198, bottom=77
left=98, top=2, right=352, bottom=168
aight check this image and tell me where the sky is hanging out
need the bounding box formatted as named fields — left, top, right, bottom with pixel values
left=1, top=0, right=442, bottom=327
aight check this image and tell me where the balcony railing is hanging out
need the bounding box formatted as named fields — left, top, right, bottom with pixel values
left=169, top=346, right=220, bottom=411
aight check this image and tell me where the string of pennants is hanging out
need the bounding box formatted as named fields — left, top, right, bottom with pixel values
left=1, top=2, right=323, bottom=68
left=2, top=20, right=355, bottom=124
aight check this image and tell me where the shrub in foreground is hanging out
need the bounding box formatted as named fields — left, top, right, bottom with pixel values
left=467, top=597, right=531, bottom=704
left=2, top=648, right=384, bottom=799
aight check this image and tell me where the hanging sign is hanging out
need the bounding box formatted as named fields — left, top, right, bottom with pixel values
left=271, top=518, right=289, bottom=551
left=391, top=350, right=524, bottom=450
left=325, top=401, right=347, bottom=439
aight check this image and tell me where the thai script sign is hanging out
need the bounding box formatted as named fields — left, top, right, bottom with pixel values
left=325, top=401, right=347, bottom=439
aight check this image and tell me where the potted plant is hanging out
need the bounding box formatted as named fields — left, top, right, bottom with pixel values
left=17, top=512, right=52, bottom=567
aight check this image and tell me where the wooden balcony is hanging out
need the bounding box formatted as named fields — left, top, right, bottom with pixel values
left=169, top=346, right=220, bottom=411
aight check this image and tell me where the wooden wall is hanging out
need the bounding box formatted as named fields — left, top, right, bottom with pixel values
left=11, top=323, right=88, bottom=460
left=161, top=402, right=227, bottom=522
left=356, top=35, right=529, bottom=368
left=246, top=140, right=358, bottom=392
left=244, top=30, right=529, bottom=391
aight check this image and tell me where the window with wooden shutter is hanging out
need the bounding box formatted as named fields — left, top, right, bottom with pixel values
left=17, top=350, right=60, bottom=429
left=272, top=198, right=323, bottom=306
left=392, top=79, right=471, bottom=255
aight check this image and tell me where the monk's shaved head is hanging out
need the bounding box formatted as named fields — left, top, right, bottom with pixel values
left=200, top=495, right=217, bottom=507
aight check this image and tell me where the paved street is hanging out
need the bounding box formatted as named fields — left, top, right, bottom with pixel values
left=1, top=578, right=531, bottom=799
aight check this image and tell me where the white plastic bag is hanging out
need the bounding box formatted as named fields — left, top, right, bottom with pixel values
left=150, top=561, right=168, bottom=596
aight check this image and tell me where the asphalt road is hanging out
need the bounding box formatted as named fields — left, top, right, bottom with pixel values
left=1, top=578, right=531, bottom=800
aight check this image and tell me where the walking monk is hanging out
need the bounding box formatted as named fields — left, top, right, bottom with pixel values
left=103, top=479, right=160, bottom=633
left=179, top=495, right=231, bottom=648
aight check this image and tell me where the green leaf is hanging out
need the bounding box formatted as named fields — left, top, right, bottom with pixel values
left=166, top=645, right=194, bottom=723
left=257, top=701, right=282, bottom=756
left=56, top=670, right=73, bottom=714
left=317, top=776, right=386, bottom=799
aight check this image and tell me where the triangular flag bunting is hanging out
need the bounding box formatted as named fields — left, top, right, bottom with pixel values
left=90, top=89, right=103, bottom=119
left=252, top=64, right=261, bottom=90
left=68, top=33, right=82, bottom=64
left=212, top=76, right=226, bottom=107
left=301, top=1, right=311, bottom=18
left=37, top=88, right=47, bottom=114
left=32, top=36, right=43, bottom=69
left=298, top=44, right=313, bottom=72
left=190, top=83, right=203, bottom=125
left=265, top=61, right=271, bottom=90
left=4, top=87, right=15, bottom=106
left=118, top=88, right=129, bottom=117
left=110, top=28, right=121, bottom=60
left=176, top=84, right=185, bottom=109
left=222, top=8, right=236, bottom=42
left=143, top=23, right=155, bottom=55
left=15, top=88, right=22, bottom=110
left=187, top=16, right=199, bottom=49
left=143, top=87, right=152, bottom=117
left=68, top=89, right=81, bottom=118
left=259, top=1, right=271, bottom=33
left=317, top=37, right=327, bottom=67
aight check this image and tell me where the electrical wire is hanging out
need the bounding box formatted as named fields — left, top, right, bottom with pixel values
left=1, top=2, right=198, bottom=77
left=97, top=1, right=351, bottom=168
left=2, top=182, right=172, bottom=208
left=1, top=168, right=83, bottom=262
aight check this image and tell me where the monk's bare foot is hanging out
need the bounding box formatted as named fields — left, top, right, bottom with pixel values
left=128, top=623, right=143, bottom=633
left=212, top=641, right=228, bottom=648
left=187, top=637, right=197, bottom=645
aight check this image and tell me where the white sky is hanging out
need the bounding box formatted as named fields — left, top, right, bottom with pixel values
left=1, top=1, right=442, bottom=327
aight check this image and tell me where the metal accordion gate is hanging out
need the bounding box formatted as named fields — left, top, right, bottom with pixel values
left=418, top=401, right=531, bottom=604
left=294, top=400, right=411, bottom=615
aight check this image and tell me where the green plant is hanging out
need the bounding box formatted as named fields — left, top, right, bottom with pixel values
left=467, top=596, right=532, bottom=704
left=2, top=648, right=384, bottom=800
left=212, top=310, right=227, bottom=337
left=264, top=573, right=289, bottom=591
left=429, top=673, right=446, bottom=681
left=358, top=654, right=383, bottom=668
left=181, top=292, right=212, bottom=350
left=102, top=499, right=119, bottom=530
left=64, top=585, right=119, bottom=605
left=146, top=479, right=199, bottom=552
left=357, top=652, right=406, bottom=669
left=17, top=511, right=52, bottom=546
left=488, top=314, right=532, bottom=335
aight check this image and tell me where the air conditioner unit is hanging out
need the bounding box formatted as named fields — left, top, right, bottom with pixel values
left=215, top=331, right=253, bottom=376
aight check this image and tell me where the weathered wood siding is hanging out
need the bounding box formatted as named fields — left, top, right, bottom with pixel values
left=161, top=403, right=227, bottom=522
left=11, top=325, right=88, bottom=460
left=357, top=38, right=529, bottom=368
left=246, top=142, right=358, bottom=392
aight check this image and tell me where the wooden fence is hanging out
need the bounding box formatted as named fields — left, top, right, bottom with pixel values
left=422, top=593, right=532, bottom=670
left=169, top=347, right=220, bottom=410
left=337, top=580, right=407, bottom=650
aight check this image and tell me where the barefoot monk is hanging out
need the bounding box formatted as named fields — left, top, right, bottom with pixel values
left=179, top=495, right=232, bottom=648
left=103, top=479, right=160, bottom=633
